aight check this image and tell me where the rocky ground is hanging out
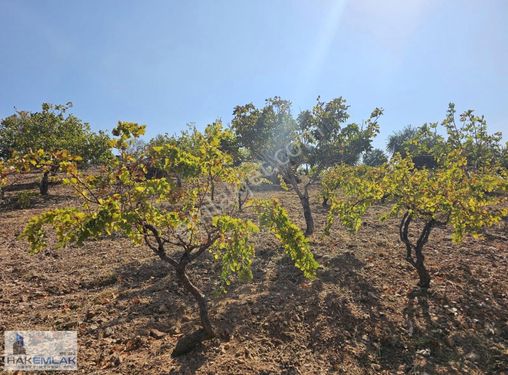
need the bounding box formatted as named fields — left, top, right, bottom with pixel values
left=1, top=181, right=507, bottom=374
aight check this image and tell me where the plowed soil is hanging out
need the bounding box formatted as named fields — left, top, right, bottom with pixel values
left=1, top=181, right=507, bottom=374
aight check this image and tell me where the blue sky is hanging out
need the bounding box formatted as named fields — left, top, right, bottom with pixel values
left=1, top=0, right=507, bottom=149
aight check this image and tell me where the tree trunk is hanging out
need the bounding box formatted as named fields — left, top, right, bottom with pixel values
left=238, top=190, right=243, bottom=212
left=400, top=214, right=433, bottom=289
left=176, top=266, right=214, bottom=337
left=172, top=265, right=214, bottom=356
left=40, top=171, right=50, bottom=195
left=300, top=195, right=314, bottom=236
left=285, top=169, right=315, bottom=236
left=210, top=179, right=215, bottom=201
left=322, top=196, right=329, bottom=208
left=415, top=247, right=431, bottom=288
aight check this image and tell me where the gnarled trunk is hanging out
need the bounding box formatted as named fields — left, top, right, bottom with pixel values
left=172, top=265, right=215, bottom=356
left=286, top=170, right=315, bottom=236
left=210, top=179, right=215, bottom=202
left=414, top=248, right=431, bottom=288
left=176, top=266, right=214, bottom=337
left=322, top=196, right=329, bottom=208
left=143, top=223, right=217, bottom=357
left=400, top=213, right=434, bottom=289
left=300, top=195, right=314, bottom=236
left=40, top=171, right=50, bottom=195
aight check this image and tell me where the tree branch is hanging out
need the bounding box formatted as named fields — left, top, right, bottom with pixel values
left=142, top=222, right=178, bottom=267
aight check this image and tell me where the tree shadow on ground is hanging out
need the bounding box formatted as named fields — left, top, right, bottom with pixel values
left=313, top=252, right=412, bottom=373
left=0, top=191, right=75, bottom=213
left=216, top=250, right=412, bottom=373
left=99, top=254, right=225, bottom=373
left=403, top=263, right=508, bottom=374
left=79, top=236, right=507, bottom=374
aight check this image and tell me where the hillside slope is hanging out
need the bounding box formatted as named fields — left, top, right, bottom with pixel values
left=1, top=183, right=507, bottom=374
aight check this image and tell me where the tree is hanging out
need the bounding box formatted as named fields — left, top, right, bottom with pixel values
left=232, top=96, right=382, bottom=235
left=363, top=148, right=388, bottom=166
left=0, top=102, right=111, bottom=165
left=189, top=121, right=237, bottom=202
left=0, top=159, right=16, bottom=200
left=386, top=125, right=418, bottom=157
left=21, top=122, right=318, bottom=356
left=387, top=104, right=504, bottom=171
left=146, top=121, right=238, bottom=199
left=324, top=151, right=507, bottom=289
left=413, top=103, right=504, bottom=172
left=386, top=125, right=439, bottom=169
left=502, top=142, right=508, bottom=169
left=10, top=149, right=82, bottom=195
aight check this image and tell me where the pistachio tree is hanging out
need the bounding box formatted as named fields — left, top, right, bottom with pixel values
left=0, top=102, right=111, bottom=165
left=21, top=122, right=318, bottom=355
left=146, top=121, right=241, bottom=194
left=12, top=149, right=82, bottom=195
left=324, top=151, right=507, bottom=288
left=412, top=103, right=504, bottom=172
left=232, top=96, right=382, bottom=236
left=0, top=159, right=16, bottom=200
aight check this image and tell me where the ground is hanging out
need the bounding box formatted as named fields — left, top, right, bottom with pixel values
left=0, top=180, right=507, bottom=374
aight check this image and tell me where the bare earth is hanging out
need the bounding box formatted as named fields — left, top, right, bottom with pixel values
left=1, top=182, right=507, bottom=374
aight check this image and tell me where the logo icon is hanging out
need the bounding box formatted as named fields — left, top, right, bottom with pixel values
left=4, top=331, right=77, bottom=371
left=12, top=333, right=26, bottom=355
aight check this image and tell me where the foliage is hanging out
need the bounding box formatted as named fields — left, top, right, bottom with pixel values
left=386, top=125, right=418, bottom=157
left=210, top=215, right=259, bottom=287
left=411, top=104, right=504, bottom=171
left=298, top=97, right=382, bottom=167
left=363, top=148, right=388, bottom=166
left=255, top=199, right=318, bottom=279
left=15, top=191, right=38, bottom=209
left=503, top=141, right=508, bottom=169
left=12, top=149, right=81, bottom=175
left=0, top=102, right=111, bottom=165
left=0, top=149, right=81, bottom=198
left=10, top=148, right=82, bottom=195
left=232, top=98, right=297, bottom=163
left=233, top=161, right=268, bottom=211
left=190, top=121, right=237, bottom=200
left=147, top=121, right=239, bottom=199
left=387, top=104, right=504, bottom=171
left=0, top=159, right=17, bottom=200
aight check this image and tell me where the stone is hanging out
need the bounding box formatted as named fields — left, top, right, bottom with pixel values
left=149, top=328, right=166, bottom=339
left=465, top=352, right=479, bottom=362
